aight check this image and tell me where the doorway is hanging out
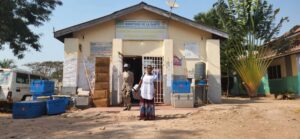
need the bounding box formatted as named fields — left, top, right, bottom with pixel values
left=123, top=56, right=143, bottom=85
left=123, top=56, right=143, bottom=104
left=143, top=56, right=163, bottom=104
left=123, top=56, right=164, bottom=104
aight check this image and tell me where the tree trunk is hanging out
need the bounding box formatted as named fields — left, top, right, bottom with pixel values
left=243, top=83, right=258, bottom=99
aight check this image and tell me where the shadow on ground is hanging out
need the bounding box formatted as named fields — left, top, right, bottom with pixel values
left=221, top=97, right=269, bottom=104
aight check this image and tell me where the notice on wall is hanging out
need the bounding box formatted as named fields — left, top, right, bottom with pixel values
left=173, top=56, right=182, bottom=66
left=63, top=54, right=78, bottom=87
left=116, top=20, right=167, bottom=40
left=90, top=42, right=112, bottom=57
left=184, top=42, right=199, bottom=59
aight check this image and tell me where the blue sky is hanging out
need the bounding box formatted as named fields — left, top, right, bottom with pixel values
left=1, top=0, right=299, bottom=68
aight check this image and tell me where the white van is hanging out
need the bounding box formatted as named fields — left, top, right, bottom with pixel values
left=0, top=68, right=47, bottom=102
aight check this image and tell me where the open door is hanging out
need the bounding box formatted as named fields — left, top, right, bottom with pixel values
left=123, top=56, right=143, bottom=104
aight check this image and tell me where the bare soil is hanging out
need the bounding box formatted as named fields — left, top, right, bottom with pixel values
left=1, top=97, right=300, bottom=139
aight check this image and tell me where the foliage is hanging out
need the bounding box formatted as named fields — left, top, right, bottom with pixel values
left=194, top=0, right=289, bottom=97
left=0, top=0, right=62, bottom=59
left=24, top=61, right=63, bottom=81
left=230, top=34, right=274, bottom=97
left=0, top=59, right=17, bottom=69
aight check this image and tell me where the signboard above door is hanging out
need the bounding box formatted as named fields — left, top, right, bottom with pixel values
left=116, top=20, right=167, bottom=40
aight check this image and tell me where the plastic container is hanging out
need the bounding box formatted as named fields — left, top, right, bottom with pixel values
left=196, top=80, right=207, bottom=85
left=32, top=93, right=53, bottom=101
left=36, top=96, right=51, bottom=101
left=46, top=99, right=66, bottom=115
left=172, top=80, right=191, bottom=93
left=171, top=93, right=194, bottom=108
left=52, top=95, right=70, bottom=107
left=195, top=62, right=206, bottom=80
left=30, top=80, right=54, bottom=95
left=75, top=96, right=90, bottom=107
left=13, top=101, right=46, bottom=119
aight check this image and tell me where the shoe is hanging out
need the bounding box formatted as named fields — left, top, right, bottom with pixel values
left=123, top=107, right=128, bottom=111
left=127, top=106, right=131, bottom=111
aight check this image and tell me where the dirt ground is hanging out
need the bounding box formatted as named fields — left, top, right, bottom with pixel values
left=1, top=97, right=300, bottom=139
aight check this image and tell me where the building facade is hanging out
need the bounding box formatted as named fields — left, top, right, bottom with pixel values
left=54, top=2, right=228, bottom=106
left=267, top=25, right=300, bottom=95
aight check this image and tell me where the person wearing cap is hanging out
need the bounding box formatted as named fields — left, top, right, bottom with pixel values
left=122, top=63, right=134, bottom=111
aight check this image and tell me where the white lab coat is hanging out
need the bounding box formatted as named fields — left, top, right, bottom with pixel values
left=140, top=74, right=157, bottom=100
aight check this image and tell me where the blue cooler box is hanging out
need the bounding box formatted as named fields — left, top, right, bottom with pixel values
left=46, top=99, right=66, bottom=115
left=172, top=80, right=191, bottom=93
left=52, top=95, right=70, bottom=108
left=13, top=101, right=46, bottom=119
left=30, top=80, right=55, bottom=95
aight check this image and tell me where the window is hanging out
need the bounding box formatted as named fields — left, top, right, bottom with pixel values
left=16, top=73, right=29, bottom=84
left=30, top=75, right=41, bottom=81
left=267, top=65, right=281, bottom=79
left=41, top=77, right=48, bottom=80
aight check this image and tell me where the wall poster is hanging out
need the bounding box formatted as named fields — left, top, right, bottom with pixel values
left=184, top=42, right=199, bottom=59
left=90, top=42, right=112, bottom=57
left=173, top=55, right=182, bottom=66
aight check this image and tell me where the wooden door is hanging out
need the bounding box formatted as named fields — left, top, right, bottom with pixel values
left=93, top=57, right=110, bottom=107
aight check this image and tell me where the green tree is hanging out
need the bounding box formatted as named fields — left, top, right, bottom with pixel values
left=194, top=0, right=289, bottom=97
left=24, top=61, right=63, bottom=81
left=0, top=59, right=17, bottom=69
left=0, top=0, right=62, bottom=59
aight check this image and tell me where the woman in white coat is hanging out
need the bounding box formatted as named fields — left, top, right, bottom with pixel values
left=136, top=65, right=157, bottom=120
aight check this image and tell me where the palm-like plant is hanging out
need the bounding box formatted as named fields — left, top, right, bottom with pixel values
left=196, top=0, right=289, bottom=97
left=0, top=59, right=17, bottom=69
left=224, top=0, right=286, bottom=97
left=229, top=34, right=274, bottom=97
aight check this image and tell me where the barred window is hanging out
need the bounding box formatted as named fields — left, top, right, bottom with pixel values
left=267, top=65, right=281, bottom=79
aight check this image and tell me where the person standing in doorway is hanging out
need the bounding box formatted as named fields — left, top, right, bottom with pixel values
left=122, top=63, right=134, bottom=111
left=136, top=65, right=157, bottom=120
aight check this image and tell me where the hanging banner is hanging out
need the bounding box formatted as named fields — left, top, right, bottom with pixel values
left=90, top=42, right=112, bottom=57
left=116, top=20, right=167, bottom=40
left=184, top=42, right=199, bottom=59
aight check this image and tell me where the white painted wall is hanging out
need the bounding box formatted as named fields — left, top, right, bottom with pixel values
left=206, top=39, right=221, bottom=103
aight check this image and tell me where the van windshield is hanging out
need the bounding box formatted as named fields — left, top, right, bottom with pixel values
left=0, top=71, right=11, bottom=85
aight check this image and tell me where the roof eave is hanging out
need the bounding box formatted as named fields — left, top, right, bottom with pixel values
left=54, top=2, right=228, bottom=42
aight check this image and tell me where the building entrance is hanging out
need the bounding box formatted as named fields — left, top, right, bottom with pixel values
left=123, top=56, right=164, bottom=104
